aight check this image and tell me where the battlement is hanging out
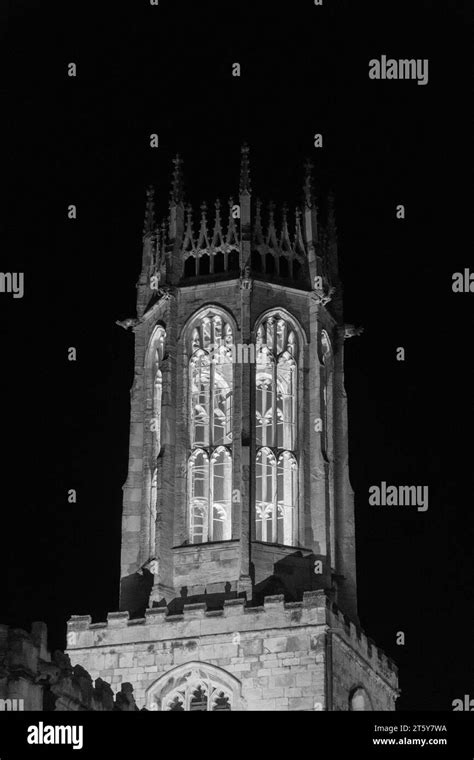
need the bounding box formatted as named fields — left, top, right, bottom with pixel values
left=67, top=591, right=397, bottom=689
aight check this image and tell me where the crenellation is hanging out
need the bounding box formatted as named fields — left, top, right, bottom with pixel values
left=107, top=612, right=129, bottom=627
left=182, top=603, right=207, bottom=619
left=223, top=598, right=246, bottom=616
left=69, top=615, right=92, bottom=629
left=67, top=589, right=397, bottom=710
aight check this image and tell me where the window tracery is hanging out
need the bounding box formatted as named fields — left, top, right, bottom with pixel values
left=255, top=314, right=299, bottom=546
left=187, top=311, right=234, bottom=543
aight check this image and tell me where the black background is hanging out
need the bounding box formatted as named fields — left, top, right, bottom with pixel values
left=2, top=0, right=472, bottom=711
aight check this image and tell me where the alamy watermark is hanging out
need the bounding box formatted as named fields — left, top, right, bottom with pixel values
left=369, top=56, right=429, bottom=86
left=0, top=272, right=24, bottom=299
left=369, top=482, right=429, bottom=512
left=0, top=698, right=24, bottom=710
left=207, top=342, right=256, bottom=365
left=452, top=269, right=474, bottom=293
left=27, top=722, right=83, bottom=750
left=452, top=694, right=474, bottom=711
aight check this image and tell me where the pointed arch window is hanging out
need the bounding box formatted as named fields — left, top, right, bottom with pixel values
left=321, top=329, right=335, bottom=565
left=349, top=687, right=373, bottom=711
left=153, top=370, right=162, bottom=451
left=150, top=469, right=158, bottom=524
left=149, top=325, right=166, bottom=457
left=321, top=330, right=332, bottom=457
left=255, top=315, right=298, bottom=546
left=147, top=664, right=238, bottom=711
left=188, top=311, right=233, bottom=544
left=146, top=325, right=166, bottom=565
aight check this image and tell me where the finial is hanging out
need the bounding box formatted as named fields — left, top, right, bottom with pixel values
left=225, top=196, right=239, bottom=245
left=294, top=205, right=305, bottom=253
left=211, top=198, right=224, bottom=248
left=143, top=185, right=156, bottom=238
left=303, top=158, right=314, bottom=208
left=197, top=201, right=210, bottom=249
left=214, top=198, right=222, bottom=227
left=158, top=219, right=166, bottom=257
left=280, top=203, right=291, bottom=250
left=253, top=198, right=263, bottom=244
left=149, top=225, right=160, bottom=273
left=170, top=153, right=184, bottom=204
left=268, top=200, right=275, bottom=224
left=239, top=142, right=251, bottom=195
left=327, top=191, right=336, bottom=230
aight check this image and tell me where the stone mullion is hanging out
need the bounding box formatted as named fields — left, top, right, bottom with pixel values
left=237, top=273, right=252, bottom=598
left=209, top=345, right=215, bottom=543
left=272, top=353, right=278, bottom=543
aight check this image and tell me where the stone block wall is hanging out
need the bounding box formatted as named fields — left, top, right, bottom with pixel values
left=67, top=591, right=398, bottom=711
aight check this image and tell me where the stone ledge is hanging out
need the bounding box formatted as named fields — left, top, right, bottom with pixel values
left=67, top=591, right=397, bottom=682
left=171, top=539, right=240, bottom=555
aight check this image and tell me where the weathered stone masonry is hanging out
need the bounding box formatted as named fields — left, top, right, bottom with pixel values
left=68, top=592, right=398, bottom=711
left=0, top=623, right=139, bottom=711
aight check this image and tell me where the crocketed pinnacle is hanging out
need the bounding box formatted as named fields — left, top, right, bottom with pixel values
left=239, top=143, right=251, bottom=195
left=303, top=158, right=315, bottom=209
left=143, top=185, right=156, bottom=239
left=170, top=153, right=184, bottom=205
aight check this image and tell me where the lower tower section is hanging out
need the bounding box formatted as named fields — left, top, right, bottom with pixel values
left=67, top=591, right=398, bottom=711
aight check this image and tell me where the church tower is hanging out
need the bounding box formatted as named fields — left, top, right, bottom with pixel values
left=67, top=147, right=398, bottom=711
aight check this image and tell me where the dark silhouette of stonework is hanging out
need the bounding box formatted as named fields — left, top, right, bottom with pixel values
left=67, top=147, right=398, bottom=711
left=0, top=623, right=140, bottom=711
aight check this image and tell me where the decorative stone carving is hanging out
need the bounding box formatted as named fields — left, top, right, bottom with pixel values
left=342, top=324, right=364, bottom=339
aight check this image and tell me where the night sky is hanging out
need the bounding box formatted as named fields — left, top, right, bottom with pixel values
left=2, top=0, right=472, bottom=711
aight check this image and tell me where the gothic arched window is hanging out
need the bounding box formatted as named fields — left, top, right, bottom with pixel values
left=349, top=687, right=372, bottom=711
left=321, top=330, right=332, bottom=458
left=153, top=370, right=162, bottom=451
left=188, top=311, right=233, bottom=544
left=146, top=325, right=166, bottom=565
left=147, top=663, right=240, bottom=711
left=150, top=469, right=157, bottom=524
left=148, top=325, right=166, bottom=457
left=320, top=329, right=335, bottom=563
left=255, top=315, right=298, bottom=546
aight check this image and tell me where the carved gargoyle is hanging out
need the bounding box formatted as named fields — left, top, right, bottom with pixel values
left=115, top=317, right=139, bottom=330
left=343, top=324, right=364, bottom=339
left=314, top=284, right=336, bottom=306
left=156, top=286, right=175, bottom=301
